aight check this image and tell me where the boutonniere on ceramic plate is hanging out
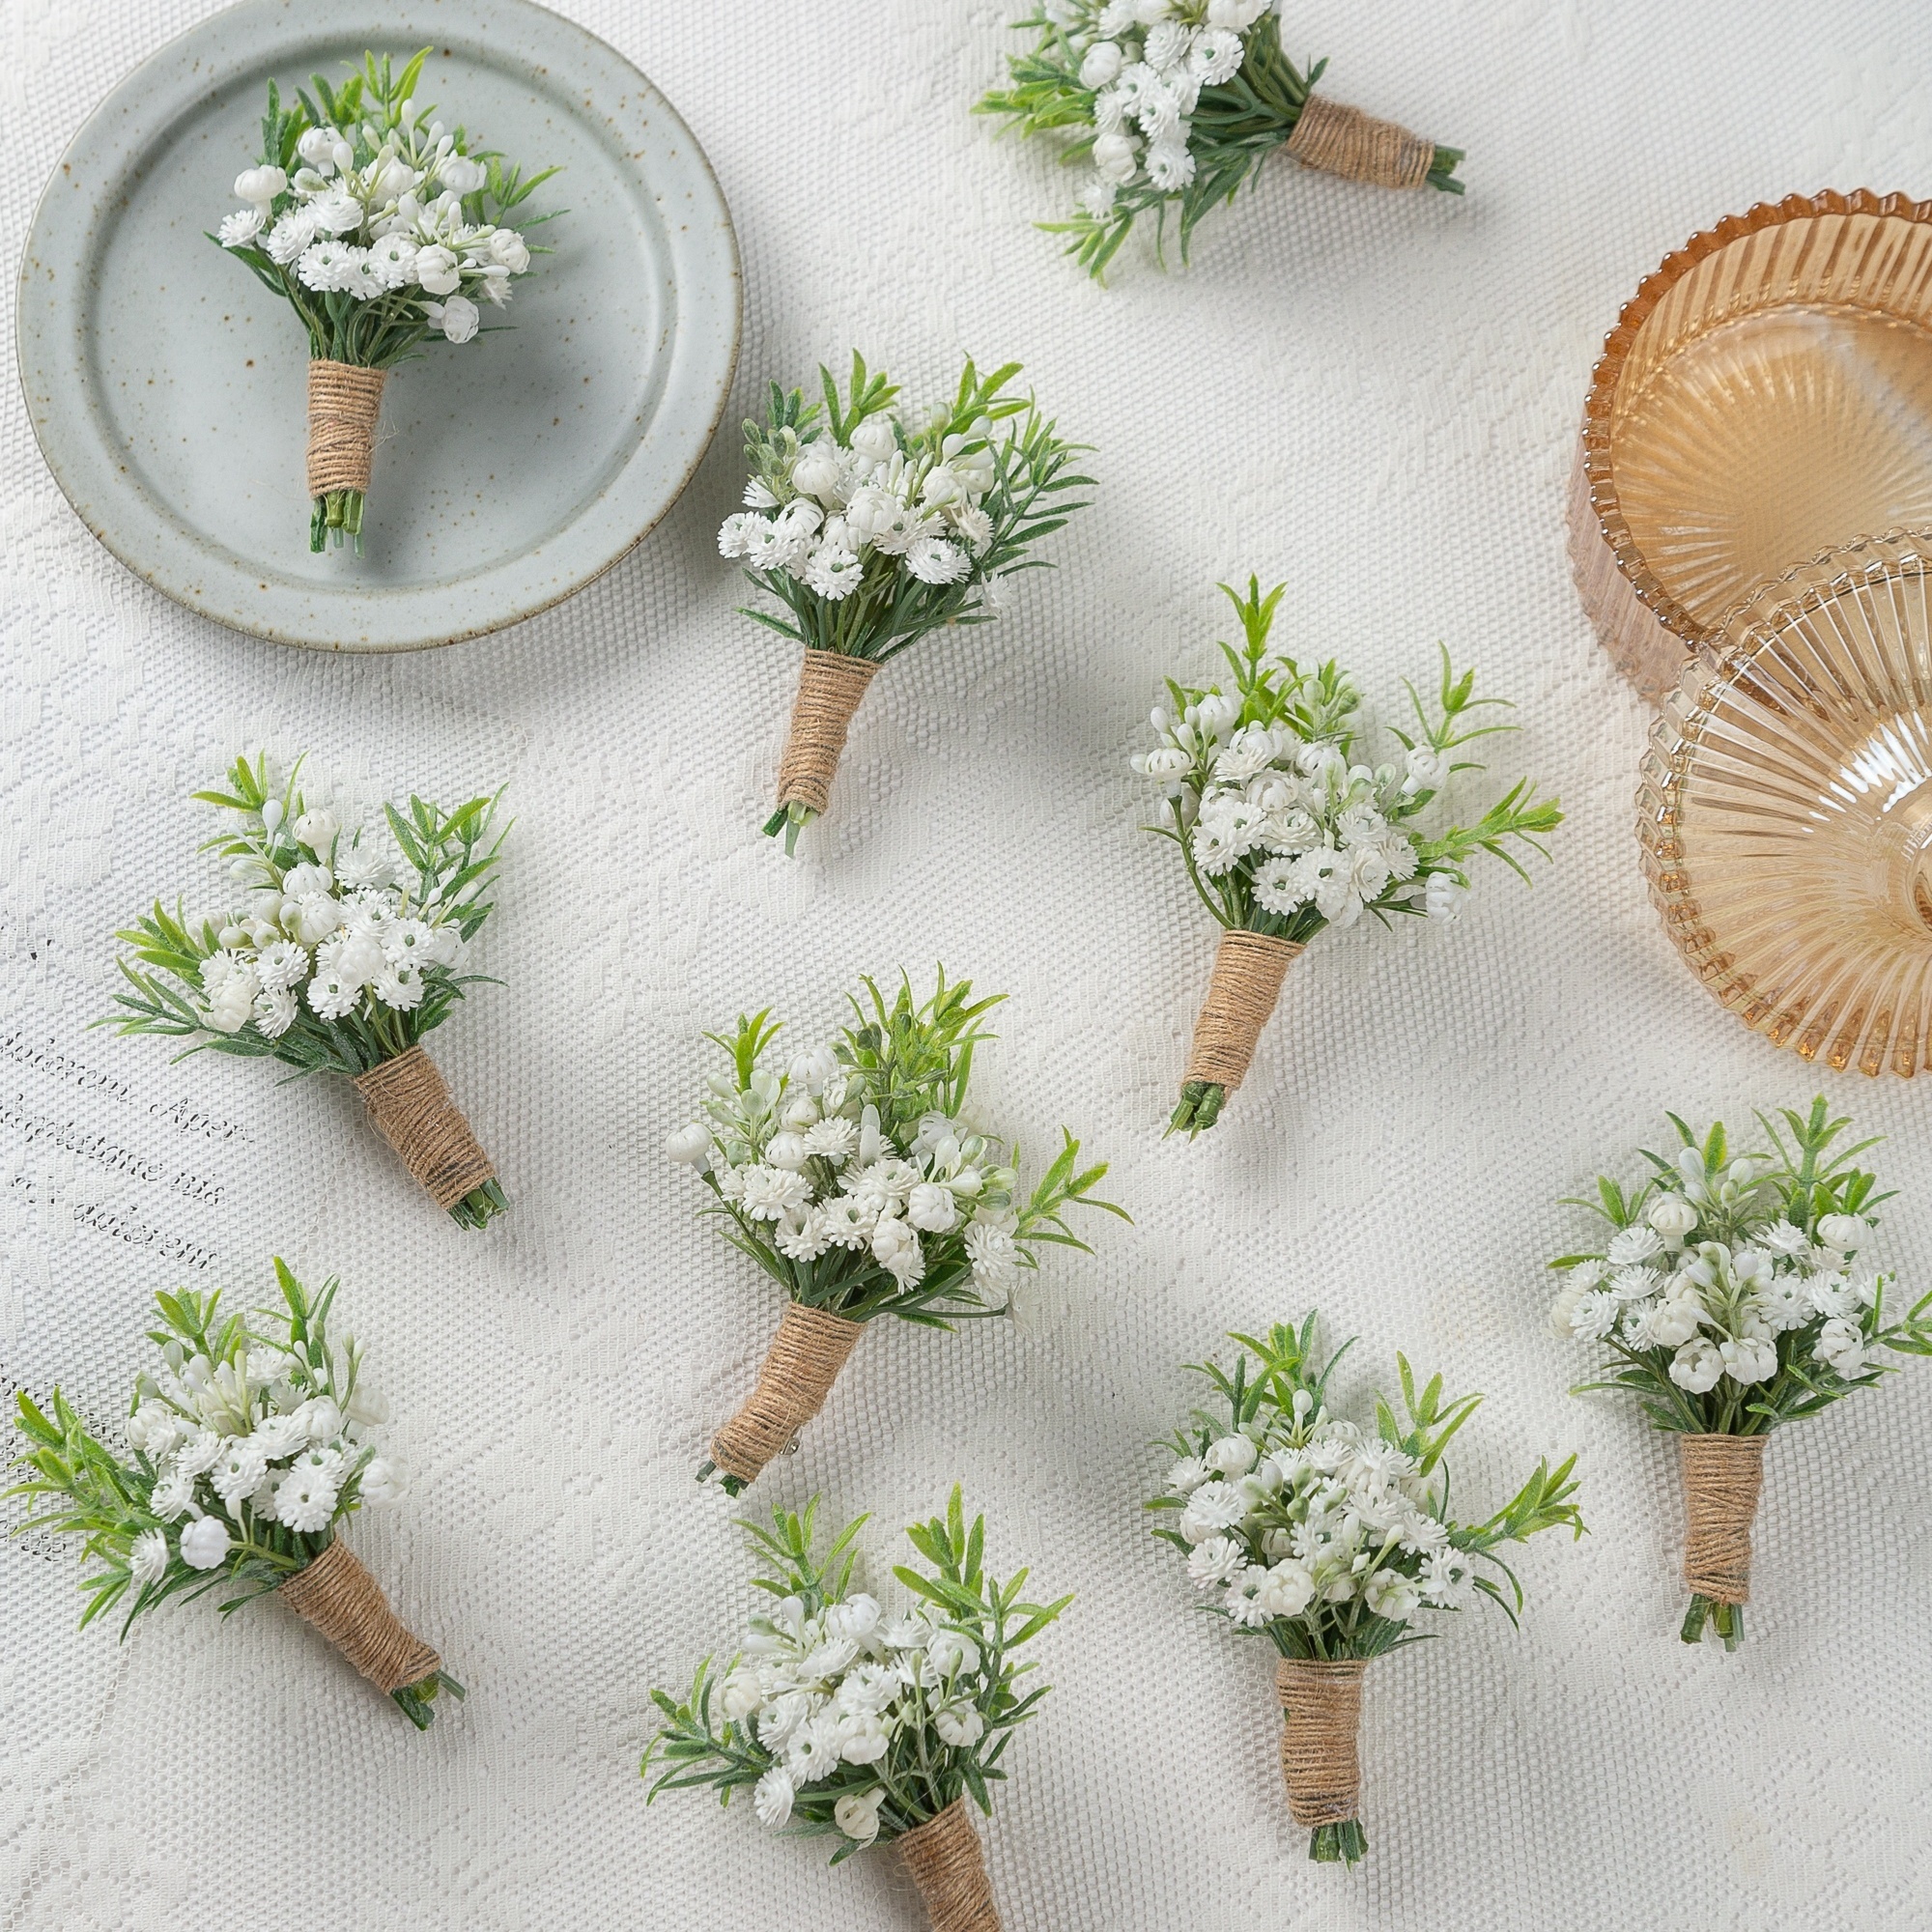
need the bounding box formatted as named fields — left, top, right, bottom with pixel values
left=214, top=47, right=557, bottom=553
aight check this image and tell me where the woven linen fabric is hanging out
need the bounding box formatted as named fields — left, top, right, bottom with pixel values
left=3, top=2, right=1930, bottom=1927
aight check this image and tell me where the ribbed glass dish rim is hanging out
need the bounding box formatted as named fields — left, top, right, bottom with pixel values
left=1637, top=526, right=1932, bottom=1072
left=1579, top=188, right=1932, bottom=650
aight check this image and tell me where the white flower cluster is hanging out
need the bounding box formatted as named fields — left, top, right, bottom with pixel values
left=192, top=800, right=465, bottom=1037
left=718, top=411, right=996, bottom=604
left=1550, top=1152, right=1883, bottom=1393
left=717, top=1591, right=987, bottom=1846
left=667, top=1047, right=1023, bottom=1298
left=1167, top=1403, right=1473, bottom=1630
left=125, top=1343, right=402, bottom=1581
left=218, top=118, right=529, bottom=343
left=1048, top=0, right=1274, bottom=215
left=1136, top=700, right=1463, bottom=927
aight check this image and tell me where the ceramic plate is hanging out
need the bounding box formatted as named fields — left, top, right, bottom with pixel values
left=16, top=0, right=739, bottom=650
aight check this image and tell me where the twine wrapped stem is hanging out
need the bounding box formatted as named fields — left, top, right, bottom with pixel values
left=1287, top=94, right=1437, bottom=191
left=279, top=1539, right=439, bottom=1694
left=354, top=1045, right=497, bottom=1218
left=897, top=1798, right=1001, bottom=1932
left=1173, top=929, right=1303, bottom=1131
left=708, top=1301, right=864, bottom=1490
left=306, top=361, right=386, bottom=552
left=1276, top=1658, right=1368, bottom=1824
left=1679, top=1434, right=1765, bottom=1646
left=768, top=650, right=881, bottom=848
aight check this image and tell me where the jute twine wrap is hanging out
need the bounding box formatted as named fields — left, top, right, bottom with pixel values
left=306, top=360, right=387, bottom=497
left=1679, top=1434, right=1766, bottom=1605
left=710, top=1301, right=864, bottom=1486
left=279, top=1540, right=439, bottom=1694
left=1276, top=1658, right=1369, bottom=1827
left=1182, top=928, right=1304, bottom=1092
left=776, top=650, right=880, bottom=815
left=897, top=1799, right=1001, bottom=1932
left=353, top=1045, right=496, bottom=1211
left=1287, top=94, right=1435, bottom=191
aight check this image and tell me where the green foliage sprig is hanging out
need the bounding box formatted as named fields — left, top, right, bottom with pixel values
left=1150, top=1315, right=1581, bottom=1864
left=644, top=1490, right=1066, bottom=1861
left=979, top=7, right=1463, bottom=280
left=8, top=1262, right=459, bottom=1728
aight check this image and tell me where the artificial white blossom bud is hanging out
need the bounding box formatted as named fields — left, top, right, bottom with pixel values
left=1815, top=1213, right=1866, bottom=1251
left=1203, top=1434, right=1258, bottom=1476
left=179, top=1517, right=232, bottom=1571
left=234, top=165, right=287, bottom=207
left=1647, top=1196, right=1699, bottom=1244
left=1080, top=40, right=1125, bottom=89
left=848, top=416, right=896, bottom=464
left=833, top=1789, right=884, bottom=1845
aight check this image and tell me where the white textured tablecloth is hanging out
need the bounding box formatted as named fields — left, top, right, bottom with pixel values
left=4, top=3, right=1930, bottom=1928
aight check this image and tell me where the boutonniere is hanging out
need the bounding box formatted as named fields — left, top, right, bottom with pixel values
left=667, top=971, right=1124, bottom=1491
left=107, top=753, right=509, bottom=1227
left=10, top=1262, right=460, bottom=1727
left=1137, top=580, right=1558, bottom=1134
left=213, top=48, right=557, bottom=553
left=1151, top=1317, right=1581, bottom=1865
left=1549, top=1100, right=1932, bottom=1649
left=719, top=354, right=1092, bottom=852
left=979, top=4, right=1461, bottom=278
left=645, top=1489, right=1065, bottom=1929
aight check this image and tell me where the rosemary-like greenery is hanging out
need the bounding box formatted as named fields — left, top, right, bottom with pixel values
left=1151, top=1316, right=1582, bottom=1864
left=979, top=9, right=1463, bottom=280
left=103, top=753, right=508, bottom=1228
left=1551, top=1100, right=1932, bottom=1650
left=643, top=1490, right=1066, bottom=1861
left=8, top=1262, right=460, bottom=1728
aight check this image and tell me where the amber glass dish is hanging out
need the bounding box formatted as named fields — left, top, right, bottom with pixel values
left=1571, top=190, right=1932, bottom=702
left=1637, top=530, right=1932, bottom=1074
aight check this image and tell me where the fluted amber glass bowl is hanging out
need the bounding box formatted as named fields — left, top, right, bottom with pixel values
left=1638, top=530, right=1932, bottom=1074
left=1571, top=190, right=1932, bottom=702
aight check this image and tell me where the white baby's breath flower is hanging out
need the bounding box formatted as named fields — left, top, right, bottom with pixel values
left=903, top=536, right=970, bottom=585
left=128, top=1527, right=170, bottom=1588
left=753, top=1766, right=794, bottom=1828
left=218, top=207, right=267, bottom=248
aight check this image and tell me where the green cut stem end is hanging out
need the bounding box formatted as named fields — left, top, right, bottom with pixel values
left=1167, top=1081, right=1226, bottom=1136
left=1308, top=1819, right=1367, bottom=1866
left=446, top=1179, right=509, bottom=1232
left=1429, top=144, right=1466, bottom=195
left=695, top=1460, right=748, bottom=1497
left=761, top=802, right=814, bottom=856
left=311, top=489, right=368, bottom=555
left=1681, top=1593, right=1743, bottom=1652
left=391, top=1667, right=466, bottom=1730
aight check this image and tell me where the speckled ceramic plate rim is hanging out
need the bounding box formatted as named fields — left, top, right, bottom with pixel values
left=15, top=0, right=740, bottom=651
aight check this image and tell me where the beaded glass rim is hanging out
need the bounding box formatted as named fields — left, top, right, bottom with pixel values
left=1577, top=188, right=1932, bottom=648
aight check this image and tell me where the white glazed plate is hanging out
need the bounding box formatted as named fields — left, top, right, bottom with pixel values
left=16, top=0, right=739, bottom=650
